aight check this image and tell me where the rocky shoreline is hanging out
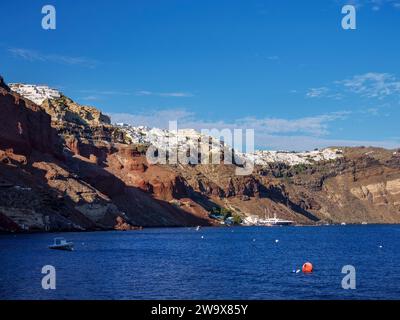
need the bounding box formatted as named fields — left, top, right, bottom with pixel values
left=1, top=76, right=400, bottom=233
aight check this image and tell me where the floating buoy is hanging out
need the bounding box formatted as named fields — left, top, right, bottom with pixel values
left=201, top=236, right=204, bottom=239
left=275, top=239, right=279, bottom=243
left=302, top=262, right=313, bottom=273
left=379, top=245, right=383, bottom=248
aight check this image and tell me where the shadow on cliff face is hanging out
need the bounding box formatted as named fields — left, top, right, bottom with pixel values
left=63, top=151, right=214, bottom=227
left=0, top=80, right=212, bottom=231
left=259, top=184, right=320, bottom=222
left=26, top=150, right=213, bottom=229
left=0, top=86, right=62, bottom=159
left=0, top=84, right=90, bottom=232
left=0, top=152, right=98, bottom=232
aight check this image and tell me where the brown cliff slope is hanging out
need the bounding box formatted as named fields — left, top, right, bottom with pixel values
left=174, top=147, right=400, bottom=224
left=1, top=76, right=400, bottom=232
left=0, top=77, right=213, bottom=232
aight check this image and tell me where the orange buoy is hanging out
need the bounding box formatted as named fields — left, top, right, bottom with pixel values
left=302, top=262, right=313, bottom=273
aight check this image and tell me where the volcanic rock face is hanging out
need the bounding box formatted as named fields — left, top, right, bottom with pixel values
left=0, top=82, right=61, bottom=157
left=1, top=78, right=400, bottom=232
left=1, top=80, right=211, bottom=232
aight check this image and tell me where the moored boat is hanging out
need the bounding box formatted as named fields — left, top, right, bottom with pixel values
left=49, top=237, right=74, bottom=251
left=259, top=208, right=293, bottom=226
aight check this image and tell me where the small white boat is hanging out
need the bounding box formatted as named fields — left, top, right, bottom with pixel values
left=262, top=212, right=293, bottom=226
left=259, top=209, right=293, bottom=226
left=49, top=237, right=74, bottom=251
left=195, top=226, right=201, bottom=231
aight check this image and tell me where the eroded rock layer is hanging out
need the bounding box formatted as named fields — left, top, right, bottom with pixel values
left=1, top=78, right=400, bottom=232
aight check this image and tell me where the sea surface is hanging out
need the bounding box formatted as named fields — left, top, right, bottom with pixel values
left=1, top=225, right=399, bottom=300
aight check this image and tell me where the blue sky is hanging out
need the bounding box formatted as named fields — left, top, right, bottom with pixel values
left=1, top=0, right=400, bottom=150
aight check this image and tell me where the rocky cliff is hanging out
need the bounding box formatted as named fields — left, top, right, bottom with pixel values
left=1, top=78, right=400, bottom=232
left=1, top=79, right=212, bottom=232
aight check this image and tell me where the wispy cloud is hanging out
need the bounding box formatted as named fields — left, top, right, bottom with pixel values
left=136, top=90, right=194, bottom=97
left=255, top=134, right=399, bottom=151
left=78, top=89, right=132, bottom=96
left=338, top=72, right=400, bottom=99
left=80, top=95, right=101, bottom=101
left=335, top=0, right=400, bottom=10
left=110, top=109, right=348, bottom=136
left=306, top=87, right=330, bottom=98
left=307, top=72, right=400, bottom=100
left=75, top=89, right=133, bottom=102
left=369, top=0, right=400, bottom=10
left=266, top=56, right=280, bottom=61
left=111, top=108, right=351, bottom=141
left=109, top=108, right=398, bottom=150
left=306, top=87, right=343, bottom=99
left=110, top=109, right=194, bottom=128
left=8, top=47, right=99, bottom=68
left=77, top=89, right=194, bottom=102
left=237, top=112, right=350, bottom=136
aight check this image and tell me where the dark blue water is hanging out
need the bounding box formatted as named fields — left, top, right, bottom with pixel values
left=1, top=225, right=400, bottom=300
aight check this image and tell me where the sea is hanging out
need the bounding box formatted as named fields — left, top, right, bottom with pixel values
left=0, top=225, right=399, bottom=300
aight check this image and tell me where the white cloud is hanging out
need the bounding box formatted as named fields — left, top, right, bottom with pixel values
left=81, top=95, right=100, bottom=101
left=78, top=89, right=132, bottom=96
left=369, top=0, right=400, bottom=10
left=254, top=134, right=399, bottom=151
left=110, top=109, right=348, bottom=136
left=109, top=109, right=195, bottom=128
left=106, top=108, right=376, bottom=151
left=8, top=47, right=99, bottom=68
left=136, top=90, right=153, bottom=96
left=306, top=87, right=330, bottom=98
left=238, top=112, right=350, bottom=136
left=338, top=72, right=400, bottom=99
left=306, top=87, right=343, bottom=99
left=161, top=92, right=194, bottom=97
left=307, top=72, right=400, bottom=101
left=136, top=90, right=193, bottom=97
left=336, top=0, right=400, bottom=10
left=76, top=89, right=193, bottom=101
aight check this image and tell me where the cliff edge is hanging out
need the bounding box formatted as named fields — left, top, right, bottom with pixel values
left=1, top=78, right=400, bottom=232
